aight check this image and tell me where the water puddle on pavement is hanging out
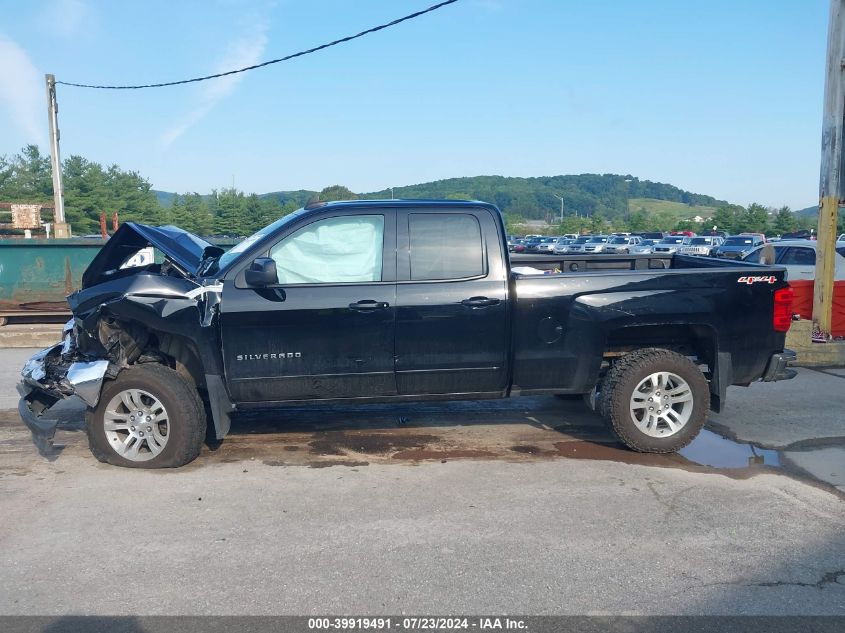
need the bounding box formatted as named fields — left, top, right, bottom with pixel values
left=679, top=429, right=780, bottom=468
left=550, top=431, right=782, bottom=479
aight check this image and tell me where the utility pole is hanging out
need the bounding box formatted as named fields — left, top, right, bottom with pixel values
left=45, top=74, right=70, bottom=238
left=814, top=0, right=845, bottom=342
left=553, top=194, right=564, bottom=223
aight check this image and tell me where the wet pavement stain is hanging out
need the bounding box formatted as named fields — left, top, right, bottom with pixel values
left=308, top=460, right=369, bottom=469
left=552, top=430, right=783, bottom=480
left=509, top=445, right=546, bottom=455
left=1, top=399, right=843, bottom=494
left=391, top=448, right=496, bottom=461
left=308, top=431, right=439, bottom=456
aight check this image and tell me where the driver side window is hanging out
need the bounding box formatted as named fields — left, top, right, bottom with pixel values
left=269, top=215, right=385, bottom=284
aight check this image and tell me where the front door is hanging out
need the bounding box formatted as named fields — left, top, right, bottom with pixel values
left=220, top=212, right=397, bottom=402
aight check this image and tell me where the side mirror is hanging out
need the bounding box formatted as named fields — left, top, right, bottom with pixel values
left=245, top=257, right=278, bottom=287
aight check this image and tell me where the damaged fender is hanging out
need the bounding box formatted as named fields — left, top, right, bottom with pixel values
left=17, top=222, right=235, bottom=455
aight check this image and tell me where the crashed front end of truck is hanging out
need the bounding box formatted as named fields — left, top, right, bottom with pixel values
left=17, top=222, right=228, bottom=455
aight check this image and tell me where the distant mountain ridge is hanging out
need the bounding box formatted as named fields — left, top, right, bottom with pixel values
left=154, top=173, right=726, bottom=221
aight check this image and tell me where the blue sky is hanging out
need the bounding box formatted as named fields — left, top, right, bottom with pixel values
left=0, top=0, right=828, bottom=208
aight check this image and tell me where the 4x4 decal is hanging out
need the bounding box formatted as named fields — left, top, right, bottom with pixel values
left=737, top=275, right=777, bottom=285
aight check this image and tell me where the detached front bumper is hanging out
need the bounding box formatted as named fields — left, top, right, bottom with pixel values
left=18, top=335, right=110, bottom=454
left=761, top=349, right=797, bottom=382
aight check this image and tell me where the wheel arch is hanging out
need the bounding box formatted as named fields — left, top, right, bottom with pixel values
left=603, top=323, right=728, bottom=413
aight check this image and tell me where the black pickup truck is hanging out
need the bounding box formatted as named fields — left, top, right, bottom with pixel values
left=18, top=200, right=796, bottom=468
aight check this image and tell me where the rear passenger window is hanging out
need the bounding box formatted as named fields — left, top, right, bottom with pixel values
left=779, top=247, right=816, bottom=266
left=409, top=213, right=484, bottom=280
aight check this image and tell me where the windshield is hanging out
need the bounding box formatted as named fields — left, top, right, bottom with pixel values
left=724, top=237, right=754, bottom=246
left=609, top=237, right=628, bottom=244
left=214, top=208, right=307, bottom=272
left=587, top=236, right=608, bottom=243
left=660, top=236, right=686, bottom=244
left=638, top=240, right=655, bottom=246
left=689, top=237, right=711, bottom=245
left=574, top=236, right=591, bottom=244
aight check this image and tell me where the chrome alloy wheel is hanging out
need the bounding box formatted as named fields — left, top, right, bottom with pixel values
left=629, top=371, right=693, bottom=438
left=103, top=389, right=169, bottom=461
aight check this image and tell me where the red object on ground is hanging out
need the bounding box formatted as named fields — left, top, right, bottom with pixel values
left=788, top=279, right=845, bottom=337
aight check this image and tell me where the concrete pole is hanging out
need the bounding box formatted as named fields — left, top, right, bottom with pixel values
left=814, top=0, right=845, bottom=341
left=45, top=74, right=70, bottom=238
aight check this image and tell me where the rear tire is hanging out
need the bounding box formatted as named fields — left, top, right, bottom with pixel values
left=87, top=363, right=206, bottom=468
left=599, top=348, right=709, bottom=453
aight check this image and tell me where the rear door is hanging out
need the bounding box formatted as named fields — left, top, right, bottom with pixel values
left=394, top=208, right=509, bottom=396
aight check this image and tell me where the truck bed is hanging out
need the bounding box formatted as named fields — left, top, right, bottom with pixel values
left=507, top=252, right=789, bottom=404
left=509, top=252, right=760, bottom=274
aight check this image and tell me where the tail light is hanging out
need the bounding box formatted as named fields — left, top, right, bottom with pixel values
left=773, top=286, right=794, bottom=332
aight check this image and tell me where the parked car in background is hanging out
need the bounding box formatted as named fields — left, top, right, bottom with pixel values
left=509, top=239, right=526, bottom=253
left=741, top=240, right=845, bottom=280
left=781, top=229, right=814, bottom=241
left=603, top=235, right=643, bottom=254
left=522, top=237, right=544, bottom=253
left=679, top=236, right=724, bottom=257
left=583, top=235, right=610, bottom=253
left=653, top=235, right=690, bottom=254
left=552, top=238, right=575, bottom=254
left=714, top=234, right=766, bottom=259
left=631, top=239, right=658, bottom=254
left=838, top=233, right=845, bottom=242
left=671, top=230, right=696, bottom=238
left=564, top=235, right=593, bottom=253
left=633, top=231, right=666, bottom=241
left=536, top=237, right=560, bottom=254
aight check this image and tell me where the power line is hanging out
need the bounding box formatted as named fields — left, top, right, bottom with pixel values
left=56, top=0, right=460, bottom=90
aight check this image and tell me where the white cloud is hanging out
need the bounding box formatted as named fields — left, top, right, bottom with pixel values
left=161, top=20, right=269, bottom=147
left=39, top=0, right=94, bottom=39
left=0, top=35, right=44, bottom=143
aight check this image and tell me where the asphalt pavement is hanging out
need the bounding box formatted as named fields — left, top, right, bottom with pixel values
left=1, top=348, right=843, bottom=616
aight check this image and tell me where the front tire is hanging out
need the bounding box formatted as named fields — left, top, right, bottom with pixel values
left=598, top=348, right=709, bottom=453
left=87, top=363, right=206, bottom=468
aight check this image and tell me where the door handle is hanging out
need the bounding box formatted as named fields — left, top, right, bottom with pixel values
left=461, top=296, right=501, bottom=308
left=349, top=300, right=390, bottom=311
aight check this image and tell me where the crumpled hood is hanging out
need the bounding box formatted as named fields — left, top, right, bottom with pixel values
left=82, top=222, right=224, bottom=288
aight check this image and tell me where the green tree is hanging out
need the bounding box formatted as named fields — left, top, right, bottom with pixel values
left=170, top=193, right=214, bottom=235
left=710, top=204, right=744, bottom=234
left=771, top=206, right=797, bottom=235
left=62, top=155, right=108, bottom=234
left=736, top=202, right=770, bottom=234
left=214, top=188, right=247, bottom=236
left=628, top=207, right=649, bottom=232
left=590, top=211, right=608, bottom=234
left=319, top=185, right=357, bottom=201
left=649, top=209, right=676, bottom=232
left=12, top=145, right=52, bottom=199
